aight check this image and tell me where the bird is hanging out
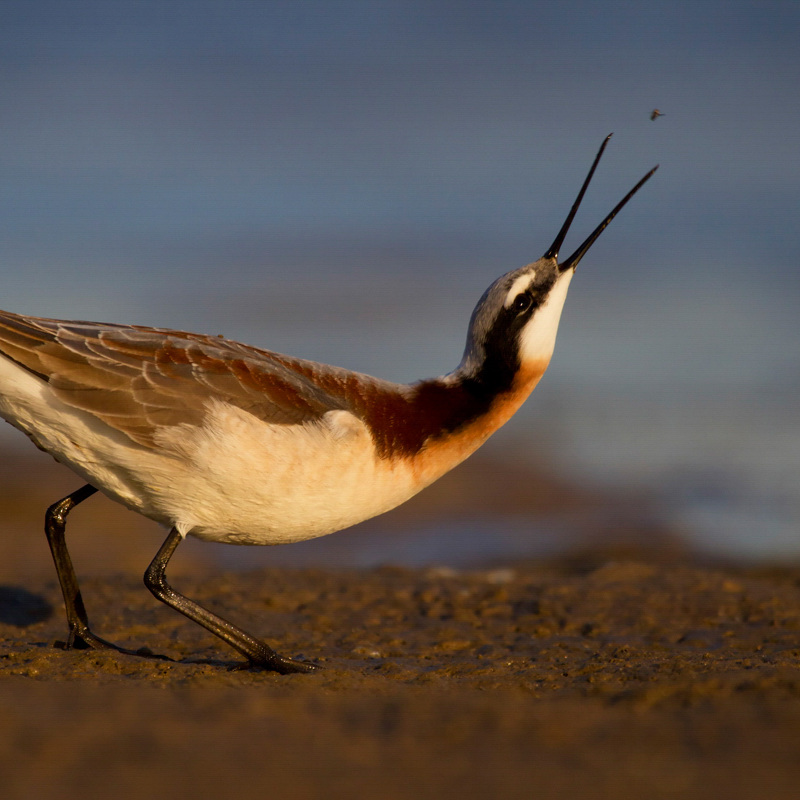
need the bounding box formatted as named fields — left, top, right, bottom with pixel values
left=0, top=135, right=656, bottom=673
left=650, top=109, right=664, bottom=121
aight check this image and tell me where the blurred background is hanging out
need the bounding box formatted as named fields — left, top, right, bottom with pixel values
left=0, top=0, right=798, bottom=575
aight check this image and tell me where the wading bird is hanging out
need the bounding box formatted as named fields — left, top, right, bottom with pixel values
left=0, top=135, right=656, bottom=672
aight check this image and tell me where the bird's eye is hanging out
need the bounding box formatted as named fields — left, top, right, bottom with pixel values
left=513, top=293, right=532, bottom=314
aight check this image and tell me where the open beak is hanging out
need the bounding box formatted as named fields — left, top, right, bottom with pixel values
left=543, top=134, right=658, bottom=274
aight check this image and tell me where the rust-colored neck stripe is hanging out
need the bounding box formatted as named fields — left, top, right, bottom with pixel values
left=263, top=352, right=497, bottom=458
left=359, top=378, right=495, bottom=459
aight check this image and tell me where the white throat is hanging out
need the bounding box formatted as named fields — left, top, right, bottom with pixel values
left=518, top=269, right=574, bottom=365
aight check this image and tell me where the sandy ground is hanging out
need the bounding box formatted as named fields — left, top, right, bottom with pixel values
left=1, top=451, right=800, bottom=798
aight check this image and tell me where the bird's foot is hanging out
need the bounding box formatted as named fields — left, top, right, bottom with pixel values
left=54, top=626, right=172, bottom=661
left=237, top=651, right=320, bottom=675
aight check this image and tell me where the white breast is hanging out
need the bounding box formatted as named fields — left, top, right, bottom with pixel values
left=151, top=401, right=430, bottom=544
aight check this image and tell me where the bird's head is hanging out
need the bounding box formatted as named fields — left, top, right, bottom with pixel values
left=459, top=135, right=657, bottom=392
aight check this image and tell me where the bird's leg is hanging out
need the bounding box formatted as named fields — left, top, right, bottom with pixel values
left=44, top=485, right=108, bottom=650
left=45, top=484, right=160, bottom=657
left=144, top=528, right=317, bottom=674
left=45, top=484, right=107, bottom=650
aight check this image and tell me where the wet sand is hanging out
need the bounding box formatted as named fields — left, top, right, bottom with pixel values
left=1, top=451, right=800, bottom=798
left=2, top=556, right=800, bottom=798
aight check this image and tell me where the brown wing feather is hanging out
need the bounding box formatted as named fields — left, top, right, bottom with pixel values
left=0, top=310, right=350, bottom=446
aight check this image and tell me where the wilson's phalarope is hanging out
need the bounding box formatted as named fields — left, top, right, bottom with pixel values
left=0, top=135, right=656, bottom=672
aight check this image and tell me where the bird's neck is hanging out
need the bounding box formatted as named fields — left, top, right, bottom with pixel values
left=267, top=348, right=548, bottom=470
left=359, top=355, right=550, bottom=464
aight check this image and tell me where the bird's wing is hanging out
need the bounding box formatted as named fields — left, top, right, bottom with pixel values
left=0, top=310, right=354, bottom=446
